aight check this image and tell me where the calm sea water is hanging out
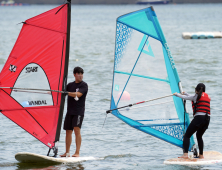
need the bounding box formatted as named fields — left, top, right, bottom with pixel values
left=0, top=3, right=222, bottom=170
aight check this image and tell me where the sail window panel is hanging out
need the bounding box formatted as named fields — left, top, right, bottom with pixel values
left=11, top=63, right=53, bottom=107
left=115, top=24, right=168, bottom=81
left=119, top=102, right=179, bottom=125
left=116, top=76, right=178, bottom=124
left=112, top=73, right=131, bottom=107
left=133, top=36, right=168, bottom=80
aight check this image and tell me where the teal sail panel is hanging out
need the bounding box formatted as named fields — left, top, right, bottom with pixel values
left=110, top=7, right=195, bottom=151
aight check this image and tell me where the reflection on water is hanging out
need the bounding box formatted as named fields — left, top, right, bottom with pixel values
left=16, top=163, right=59, bottom=170
left=66, top=163, right=85, bottom=170
left=15, top=162, right=85, bottom=170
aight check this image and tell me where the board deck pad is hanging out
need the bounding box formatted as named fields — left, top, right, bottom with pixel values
left=15, top=152, right=101, bottom=163
left=164, top=151, right=222, bottom=165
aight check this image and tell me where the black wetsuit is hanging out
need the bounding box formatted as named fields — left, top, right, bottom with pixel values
left=175, top=92, right=210, bottom=154
left=183, top=114, right=210, bottom=154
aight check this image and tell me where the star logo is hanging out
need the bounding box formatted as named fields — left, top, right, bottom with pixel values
left=9, top=64, right=17, bottom=72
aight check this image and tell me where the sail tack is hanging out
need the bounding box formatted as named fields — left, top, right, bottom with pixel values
left=110, top=7, right=195, bottom=150
left=0, top=4, right=70, bottom=148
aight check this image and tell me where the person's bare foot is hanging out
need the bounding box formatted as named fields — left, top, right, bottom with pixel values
left=178, top=156, right=189, bottom=159
left=60, top=153, right=70, bottom=157
left=199, top=155, right=204, bottom=159
left=72, top=153, right=80, bottom=157
left=178, top=153, right=188, bottom=159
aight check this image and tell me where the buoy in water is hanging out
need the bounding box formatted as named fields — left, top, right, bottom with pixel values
left=182, top=32, right=222, bottom=39
left=118, top=91, right=130, bottom=101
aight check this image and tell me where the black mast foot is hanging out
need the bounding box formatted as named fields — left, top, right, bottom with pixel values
left=47, top=147, right=58, bottom=157
left=193, top=148, right=198, bottom=158
left=47, top=148, right=51, bottom=156
left=53, top=147, right=58, bottom=157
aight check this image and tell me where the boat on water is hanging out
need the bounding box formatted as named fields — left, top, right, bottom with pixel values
left=1, top=0, right=29, bottom=6
left=136, top=0, right=170, bottom=4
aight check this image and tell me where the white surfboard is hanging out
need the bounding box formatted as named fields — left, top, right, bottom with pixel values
left=164, top=151, right=222, bottom=165
left=15, top=152, right=102, bottom=164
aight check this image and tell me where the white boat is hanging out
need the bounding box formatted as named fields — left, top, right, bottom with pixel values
left=1, top=0, right=29, bottom=6
left=136, top=0, right=170, bottom=4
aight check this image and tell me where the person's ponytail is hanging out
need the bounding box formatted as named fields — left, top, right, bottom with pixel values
left=195, top=83, right=205, bottom=101
left=196, top=87, right=203, bottom=101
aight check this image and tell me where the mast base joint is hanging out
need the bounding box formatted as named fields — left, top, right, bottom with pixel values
left=191, top=144, right=198, bottom=158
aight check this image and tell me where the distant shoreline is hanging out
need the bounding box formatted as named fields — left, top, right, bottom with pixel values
left=13, top=0, right=222, bottom=5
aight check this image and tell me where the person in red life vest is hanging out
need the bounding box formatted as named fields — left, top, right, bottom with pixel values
left=173, top=83, right=210, bottom=159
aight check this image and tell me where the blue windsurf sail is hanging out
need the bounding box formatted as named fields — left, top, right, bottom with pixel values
left=109, top=7, right=195, bottom=151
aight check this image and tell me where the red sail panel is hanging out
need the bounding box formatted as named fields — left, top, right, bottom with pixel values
left=26, top=4, right=67, bottom=33
left=0, top=4, right=68, bottom=148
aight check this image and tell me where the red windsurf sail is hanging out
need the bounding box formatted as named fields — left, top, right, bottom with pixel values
left=0, top=1, right=71, bottom=153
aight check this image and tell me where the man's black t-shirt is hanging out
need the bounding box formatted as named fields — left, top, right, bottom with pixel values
left=66, top=81, right=88, bottom=115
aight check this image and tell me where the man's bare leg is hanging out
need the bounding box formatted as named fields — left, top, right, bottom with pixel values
left=60, top=130, right=73, bottom=157
left=72, top=127, right=81, bottom=157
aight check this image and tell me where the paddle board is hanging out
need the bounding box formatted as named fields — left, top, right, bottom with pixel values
left=164, top=151, right=222, bottom=165
left=15, top=152, right=101, bottom=163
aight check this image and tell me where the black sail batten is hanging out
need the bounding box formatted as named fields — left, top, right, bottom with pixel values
left=53, top=1, right=71, bottom=155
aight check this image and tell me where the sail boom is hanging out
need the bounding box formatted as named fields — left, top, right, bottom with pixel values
left=0, top=87, right=67, bottom=93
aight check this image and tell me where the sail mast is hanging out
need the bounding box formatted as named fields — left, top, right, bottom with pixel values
left=54, top=0, right=71, bottom=155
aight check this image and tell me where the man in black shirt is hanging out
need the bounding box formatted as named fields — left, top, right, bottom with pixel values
left=60, top=67, right=88, bottom=157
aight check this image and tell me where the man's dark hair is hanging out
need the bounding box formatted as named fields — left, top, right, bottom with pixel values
left=73, top=67, right=84, bottom=74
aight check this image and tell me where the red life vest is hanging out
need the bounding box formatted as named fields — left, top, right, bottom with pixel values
left=192, top=92, right=210, bottom=115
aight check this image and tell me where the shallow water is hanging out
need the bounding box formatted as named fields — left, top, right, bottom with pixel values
left=0, top=3, right=222, bottom=170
